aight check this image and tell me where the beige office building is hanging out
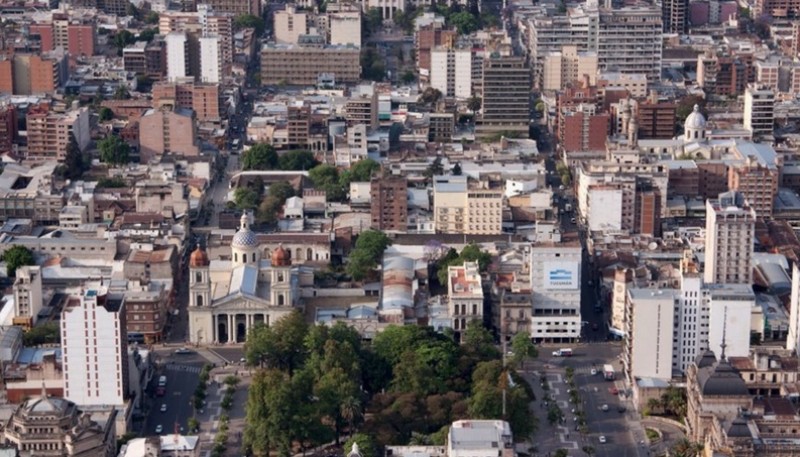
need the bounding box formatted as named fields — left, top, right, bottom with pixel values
left=260, top=43, right=360, bottom=85
left=542, top=45, right=598, bottom=91
left=433, top=175, right=502, bottom=235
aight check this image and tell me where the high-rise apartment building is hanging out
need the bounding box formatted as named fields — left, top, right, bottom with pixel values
left=624, top=253, right=754, bottom=381
left=530, top=243, right=582, bottom=343
left=153, top=81, right=222, bottom=123
left=635, top=93, right=677, bottom=139
left=0, top=103, right=17, bottom=154
left=476, top=55, right=530, bottom=139
left=2, top=52, right=69, bottom=95
left=329, top=10, right=361, bottom=47
left=755, top=0, right=800, bottom=18
left=433, top=175, right=503, bottom=235
left=123, top=38, right=167, bottom=81
left=199, top=36, right=222, bottom=83
left=416, top=23, right=457, bottom=78
left=525, top=2, right=662, bottom=86
left=26, top=105, right=90, bottom=162
left=557, top=103, right=609, bottom=152
left=32, top=15, right=96, bottom=59
left=13, top=266, right=42, bottom=329
left=196, top=0, right=259, bottom=17
left=345, top=83, right=378, bottom=129
left=744, top=84, right=775, bottom=137
left=704, top=191, right=755, bottom=285
left=725, top=142, right=779, bottom=217
left=274, top=5, right=308, bottom=44
left=139, top=107, right=200, bottom=161
left=62, top=289, right=129, bottom=407
left=430, top=47, right=472, bottom=99
left=165, top=32, right=189, bottom=82
left=370, top=176, right=408, bottom=231
left=541, top=45, right=598, bottom=91
left=160, top=7, right=234, bottom=79
left=662, top=0, right=689, bottom=33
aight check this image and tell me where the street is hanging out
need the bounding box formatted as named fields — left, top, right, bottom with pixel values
left=522, top=343, right=652, bottom=457
left=143, top=352, right=204, bottom=438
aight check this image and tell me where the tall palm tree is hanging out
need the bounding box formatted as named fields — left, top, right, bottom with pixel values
left=340, top=396, right=363, bottom=432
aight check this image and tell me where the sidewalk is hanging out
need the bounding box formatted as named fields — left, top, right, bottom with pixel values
left=194, top=368, right=251, bottom=457
left=522, top=366, right=584, bottom=457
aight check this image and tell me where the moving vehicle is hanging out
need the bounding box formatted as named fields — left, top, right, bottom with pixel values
left=160, top=404, right=167, bottom=412
left=174, top=348, right=194, bottom=355
left=603, top=364, right=616, bottom=381
left=601, top=404, right=609, bottom=412
left=155, top=425, right=163, bottom=434
left=590, top=368, right=598, bottom=376
left=565, top=203, right=572, bottom=212
left=552, top=348, right=573, bottom=357
left=156, top=387, right=165, bottom=397
left=599, top=436, right=607, bottom=444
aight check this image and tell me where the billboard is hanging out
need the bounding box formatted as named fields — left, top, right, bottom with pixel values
left=544, top=262, right=580, bottom=290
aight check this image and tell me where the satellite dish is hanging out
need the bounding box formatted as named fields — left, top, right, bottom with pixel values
left=648, top=242, right=658, bottom=250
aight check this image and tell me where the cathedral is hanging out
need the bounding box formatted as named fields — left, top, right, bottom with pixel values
left=187, top=213, right=300, bottom=344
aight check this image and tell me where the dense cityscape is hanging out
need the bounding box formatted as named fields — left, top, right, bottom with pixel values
left=0, top=0, right=795, bottom=455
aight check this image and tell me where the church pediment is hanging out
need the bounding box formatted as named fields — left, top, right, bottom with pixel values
left=211, top=293, right=272, bottom=311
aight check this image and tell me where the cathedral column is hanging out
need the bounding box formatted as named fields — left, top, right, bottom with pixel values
left=246, top=314, right=253, bottom=336
left=229, top=314, right=235, bottom=343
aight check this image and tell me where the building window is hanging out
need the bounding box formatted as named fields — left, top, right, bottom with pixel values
left=196, top=272, right=202, bottom=283
left=278, top=295, right=285, bottom=306
left=197, top=295, right=204, bottom=307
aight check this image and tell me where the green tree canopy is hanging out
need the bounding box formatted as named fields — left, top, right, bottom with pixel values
left=510, top=332, right=538, bottom=368
left=23, top=322, right=60, bottom=346
left=244, top=311, right=309, bottom=373
left=345, top=230, right=391, bottom=280
left=309, top=164, right=346, bottom=201
left=361, top=48, right=386, bottom=82
left=98, top=107, right=113, bottom=121
left=3, top=245, right=34, bottom=277
left=60, top=134, right=88, bottom=180
left=468, top=360, right=536, bottom=440
left=344, top=434, right=378, bottom=457
left=278, top=150, right=319, bottom=171
left=242, top=144, right=278, bottom=170
left=467, top=96, right=482, bottom=112
left=234, top=14, right=265, bottom=35
left=436, top=243, right=492, bottom=284
left=98, top=135, right=130, bottom=166
left=234, top=187, right=260, bottom=210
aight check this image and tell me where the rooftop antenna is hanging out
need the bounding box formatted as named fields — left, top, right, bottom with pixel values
left=720, top=306, right=728, bottom=361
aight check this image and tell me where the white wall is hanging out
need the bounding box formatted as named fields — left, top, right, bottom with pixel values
left=200, top=36, right=221, bottom=83
left=588, top=187, right=623, bottom=232
left=165, top=32, right=188, bottom=82
left=708, top=290, right=754, bottom=359
left=62, top=291, right=125, bottom=407
left=630, top=291, right=675, bottom=381
left=787, top=264, right=800, bottom=352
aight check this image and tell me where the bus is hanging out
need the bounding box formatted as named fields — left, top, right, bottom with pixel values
left=603, top=364, right=615, bottom=381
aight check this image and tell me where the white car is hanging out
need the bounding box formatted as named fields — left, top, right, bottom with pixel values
left=601, top=404, right=609, bottom=412
left=590, top=368, right=598, bottom=376
left=155, top=425, right=163, bottom=434
left=599, top=436, right=607, bottom=444
left=160, top=404, right=167, bottom=412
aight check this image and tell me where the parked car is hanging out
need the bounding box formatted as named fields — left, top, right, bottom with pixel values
left=601, top=404, right=609, bottom=412
left=174, top=348, right=194, bottom=355
left=599, top=436, right=607, bottom=444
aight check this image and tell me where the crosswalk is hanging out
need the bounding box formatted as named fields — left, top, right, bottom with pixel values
left=165, top=364, right=203, bottom=374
